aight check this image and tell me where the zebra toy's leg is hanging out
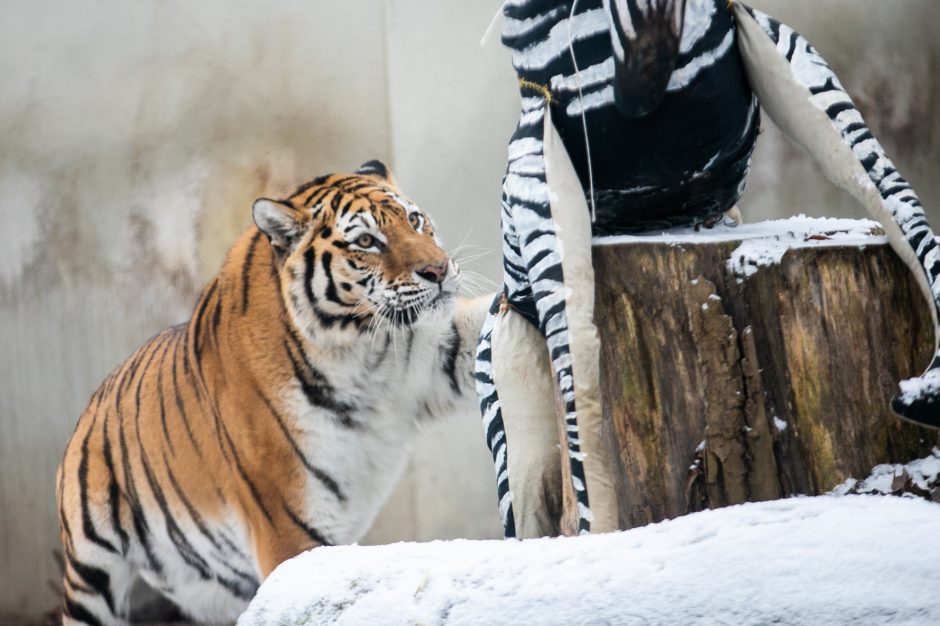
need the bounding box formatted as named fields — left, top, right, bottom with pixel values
left=475, top=295, right=517, bottom=537
left=477, top=234, right=565, bottom=538
left=541, top=105, right=619, bottom=533
left=490, top=298, right=564, bottom=538
left=501, top=98, right=619, bottom=534
left=734, top=2, right=940, bottom=428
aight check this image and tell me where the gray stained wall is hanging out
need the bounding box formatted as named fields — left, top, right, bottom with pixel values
left=1, top=0, right=937, bottom=619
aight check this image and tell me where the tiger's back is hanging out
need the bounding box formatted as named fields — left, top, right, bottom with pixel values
left=58, top=228, right=308, bottom=623
left=57, top=162, right=489, bottom=625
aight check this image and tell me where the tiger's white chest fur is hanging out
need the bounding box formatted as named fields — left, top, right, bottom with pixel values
left=283, top=306, right=477, bottom=545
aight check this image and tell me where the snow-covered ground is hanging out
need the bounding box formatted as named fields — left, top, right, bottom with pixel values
left=238, top=496, right=940, bottom=626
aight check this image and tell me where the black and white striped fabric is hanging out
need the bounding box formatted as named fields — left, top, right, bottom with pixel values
left=477, top=0, right=940, bottom=539
left=478, top=0, right=760, bottom=538
left=504, top=0, right=760, bottom=234
left=735, top=4, right=940, bottom=427
left=474, top=92, right=594, bottom=535
left=475, top=296, right=517, bottom=537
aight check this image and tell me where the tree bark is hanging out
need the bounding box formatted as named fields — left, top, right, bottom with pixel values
left=558, top=223, right=939, bottom=534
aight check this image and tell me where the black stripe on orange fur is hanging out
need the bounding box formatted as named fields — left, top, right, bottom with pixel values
left=259, top=382, right=347, bottom=502
left=241, top=231, right=262, bottom=314
left=282, top=504, right=332, bottom=547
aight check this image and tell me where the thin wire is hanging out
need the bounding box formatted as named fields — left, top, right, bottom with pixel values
left=567, top=0, right=597, bottom=222
left=480, top=1, right=505, bottom=47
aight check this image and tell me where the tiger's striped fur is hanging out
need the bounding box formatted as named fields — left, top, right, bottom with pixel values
left=57, top=162, right=489, bottom=625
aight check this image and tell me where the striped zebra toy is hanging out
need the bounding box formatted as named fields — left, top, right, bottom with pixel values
left=476, top=0, right=940, bottom=539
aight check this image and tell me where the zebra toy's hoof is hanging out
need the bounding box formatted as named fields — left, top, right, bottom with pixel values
left=891, top=375, right=940, bottom=429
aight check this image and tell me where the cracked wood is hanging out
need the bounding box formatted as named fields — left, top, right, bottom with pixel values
left=570, top=237, right=939, bottom=531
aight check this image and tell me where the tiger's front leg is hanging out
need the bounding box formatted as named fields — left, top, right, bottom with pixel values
left=60, top=542, right=136, bottom=626
left=58, top=457, right=136, bottom=626
left=252, top=518, right=325, bottom=580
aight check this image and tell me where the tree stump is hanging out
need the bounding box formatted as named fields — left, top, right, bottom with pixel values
left=559, top=217, right=939, bottom=534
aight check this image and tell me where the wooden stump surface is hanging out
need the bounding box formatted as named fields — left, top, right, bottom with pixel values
left=559, top=220, right=939, bottom=534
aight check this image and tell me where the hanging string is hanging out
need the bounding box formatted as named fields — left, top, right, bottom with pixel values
left=480, top=2, right=505, bottom=47
left=567, top=0, right=597, bottom=222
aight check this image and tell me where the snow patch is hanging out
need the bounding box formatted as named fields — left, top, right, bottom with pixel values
left=831, top=448, right=940, bottom=499
left=593, top=215, right=886, bottom=281
left=593, top=215, right=884, bottom=247
left=897, top=370, right=940, bottom=404
left=239, top=497, right=940, bottom=626
left=728, top=238, right=790, bottom=278
left=773, top=416, right=788, bottom=432
left=726, top=217, right=885, bottom=279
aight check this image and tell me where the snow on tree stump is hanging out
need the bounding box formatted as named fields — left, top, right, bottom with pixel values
left=557, top=217, right=939, bottom=535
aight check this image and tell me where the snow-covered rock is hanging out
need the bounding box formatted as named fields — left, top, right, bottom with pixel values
left=238, top=496, right=940, bottom=626
left=832, top=447, right=940, bottom=501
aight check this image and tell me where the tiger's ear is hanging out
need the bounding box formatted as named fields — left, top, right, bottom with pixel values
left=355, top=159, right=396, bottom=186
left=253, top=198, right=307, bottom=254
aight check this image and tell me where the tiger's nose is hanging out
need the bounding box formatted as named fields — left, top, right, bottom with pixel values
left=416, top=262, right=447, bottom=284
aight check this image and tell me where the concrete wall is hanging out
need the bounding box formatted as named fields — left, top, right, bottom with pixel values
left=743, top=0, right=940, bottom=223
left=1, top=0, right=937, bottom=620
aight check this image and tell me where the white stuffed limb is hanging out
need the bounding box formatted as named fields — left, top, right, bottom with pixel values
left=733, top=2, right=940, bottom=428
left=475, top=95, right=620, bottom=538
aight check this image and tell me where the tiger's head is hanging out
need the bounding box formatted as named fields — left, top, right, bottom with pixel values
left=252, top=160, right=458, bottom=337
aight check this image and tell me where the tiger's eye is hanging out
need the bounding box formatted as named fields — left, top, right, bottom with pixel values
left=408, top=213, right=421, bottom=229
left=356, top=233, right=375, bottom=248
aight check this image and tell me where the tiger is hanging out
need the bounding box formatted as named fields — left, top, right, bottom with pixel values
left=56, top=160, right=490, bottom=626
